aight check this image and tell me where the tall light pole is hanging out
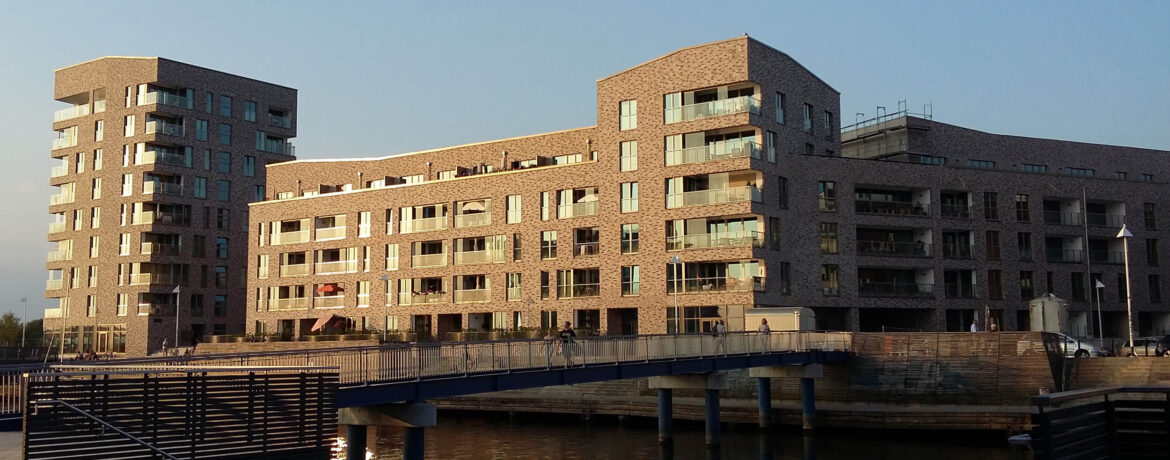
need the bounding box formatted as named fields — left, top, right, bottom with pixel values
left=669, top=255, right=681, bottom=334
left=380, top=273, right=390, bottom=342
left=20, top=297, right=27, bottom=348
left=1116, top=224, right=1134, bottom=349
left=173, top=285, right=181, bottom=355
left=1094, top=279, right=1105, bottom=348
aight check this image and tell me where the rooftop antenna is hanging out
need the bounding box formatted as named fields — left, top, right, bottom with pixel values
left=897, top=99, right=907, bottom=115
left=924, top=102, right=933, bottom=120
left=875, top=106, right=886, bottom=122
left=855, top=113, right=865, bottom=126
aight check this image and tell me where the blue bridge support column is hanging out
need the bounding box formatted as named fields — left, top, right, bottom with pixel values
left=339, top=401, right=437, bottom=460
left=749, top=364, right=823, bottom=431
left=649, top=373, right=729, bottom=447
left=657, top=388, right=673, bottom=444
left=756, top=377, right=772, bottom=429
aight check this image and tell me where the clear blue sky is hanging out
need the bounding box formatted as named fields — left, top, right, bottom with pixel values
left=1, top=1, right=1167, bottom=319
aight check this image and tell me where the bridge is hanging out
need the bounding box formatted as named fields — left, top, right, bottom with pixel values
left=4, top=331, right=850, bottom=459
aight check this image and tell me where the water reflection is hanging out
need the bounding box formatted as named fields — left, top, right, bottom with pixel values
left=345, top=412, right=1010, bottom=459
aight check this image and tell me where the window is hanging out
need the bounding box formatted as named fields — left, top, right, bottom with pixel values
left=202, top=150, right=211, bottom=170
left=92, top=178, right=101, bottom=199
left=821, top=265, right=839, bottom=296
left=1147, top=239, right=1159, bottom=267
left=983, top=192, right=999, bottom=220
left=205, top=93, right=213, bottom=113
left=1019, top=271, right=1035, bottom=299
left=818, top=181, right=836, bottom=212
left=1142, top=173, right=1154, bottom=182
left=541, top=231, right=557, bottom=259
left=218, top=124, right=231, bottom=145
left=258, top=254, right=269, bottom=279
left=620, top=182, right=639, bottom=213
left=195, top=120, right=208, bottom=141
left=986, top=231, right=1001, bottom=260
left=119, top=233, right=130, bottom=255
left=1014, top=194, right=1030, bottom=222
left=89, top=236, right=99, bottom=258
left=802, top=104, right=813, bottom=134
left=1071, top=272, right=1086, bottom=301
left=663, top=92, right=681, bottom=124
left=512, top=233, right=521, bottom=261
left=214, top=295, right=226, bottom=317
left=1115, top=171, right=1127, bottom=180
left=217, top=152, right=231, bottom=172
left=620, top=141, right=638, bottom=171
left=1063, top=167, right=1094, bottom=177
left=74, top=209, right=83, bottom=230
left=805, top=143, right=815, bottom=155
left=540, top=271, right=551, bottom=300
left=93, top=149, right=102, bottom=170
left=125, top=87, right=133, bottom=108
left=779, top=262, right=792, bottom=295
left=215, top=237, right=228, bottom=258
left=121, top=173, right=132, bottom=196
left=967, top=159, right=995, bottom=169
left=541, top=192, right=550, bottom=221
left=1017, top=232, right=1032, bottom=261
left=124, top=115, right=135, bottom=137
left=216, top=209, right=230, bottom=229
left=117, top=294, right=128, bottom=316
left=193, top=177, right=207, bottom=199
left=1019, top=164, right=1048, bottom=173
left=253, top=185, right=265, bottom=202
left=765, top=131, right=776, bottom=163
left=94, top=120, right=103, bottom=142
left=214, top=267, right=227, bottom=288
left=777, top=176, right=789, bottom=209
left=619, top=100, right=637, bottom=130
left=506, top=195, right=522, bottom=223
left=507, top=273, right=522, bottom=301
left=1117, top=274, right=1127, bottom=301
left=988, top=270, right=1003, bottom=300
left=1144, top=203, right=1157, bottom=230
left=356, top=211, right=371, bottom=237
left=243, top=156, right=256, bottom=177
left=244, top=101, right=256, bottom=122
left=775, top=92, right=785, bottom=124
left=1150, top=275, right=1162, bottom=303
left=769, top=217, right=780, bottom=249
left=621, top=224, right=639, bottom=254
left=621, top=266, right=640, bottom=296
left=384, top=243, right=399, bottom=270
left=822, top=110, right=833, bottom=134
left=220, top=96, right=232, bottom=117
left=217, top=180, right=230, bottom=201
left=819, top=223, right=838, bottom=253
left=75, top=152, right=85, bottom=174
left=91, top=207, right=100, bottom=228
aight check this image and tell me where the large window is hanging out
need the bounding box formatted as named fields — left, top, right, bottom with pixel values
left=619, top=100, right=637, bottom=130
left=821, top=264, right=839, bottom=296
left=620, top=141, right=638, bottom=171
left=218, top=123, right=231, bottom=145
left=195, top=120, right=208, bottom=141
left=620, top=182, right=639, bottom=213
left=506, top=195, right=521, bottom=224
left=1014, top=194, right=1030, bottom=222
left=541, top=231, right=557, bottom=259
left=983, top=192, right=999, bottom=220
left=818, top=181, right=836, bottom=212
left=219, top=95, right=232, bottom=117
left=217, top=180, right=231, bottom=201
left=621, top=266, right=640, bottom=296
left=621, top=224, right=639, bottom=254
left=819, top=223, right=838, bottom=253
left=775, top=92, right=785, bottom=124
left=802, top=103, right=813, bottom=134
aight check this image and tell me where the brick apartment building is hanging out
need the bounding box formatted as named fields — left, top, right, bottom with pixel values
left=242, top=36, right=1169, bottom=340
left=45, top=57, right=296, bottom=356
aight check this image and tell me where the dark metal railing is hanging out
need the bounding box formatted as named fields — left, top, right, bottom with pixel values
left=1021, top=386, right=1170, bottom=460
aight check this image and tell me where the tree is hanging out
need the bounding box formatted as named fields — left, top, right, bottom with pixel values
left=0, top=313, right=19, bottom=347
left=24, top=319, right=45, bottom=347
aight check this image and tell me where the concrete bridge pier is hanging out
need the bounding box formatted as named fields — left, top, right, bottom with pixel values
left=756, top=377, right=772, bottom=429
left=749, top=364, right=823, bottom=431
left=649, top=373, right=729, bottom=446
left=657, top=388, right=672, bottom=444
left=339, top=401, right=437, bottom=460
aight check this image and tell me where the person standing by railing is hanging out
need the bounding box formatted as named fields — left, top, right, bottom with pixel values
left=713, top=320, right=727, bottom=355
left=758, top=318, right=771, bottom=352
left=541, top=329, right=557, bottom=368
left=559, top=322, right=576, bottom=368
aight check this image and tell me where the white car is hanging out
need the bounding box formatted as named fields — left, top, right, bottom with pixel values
left=1056, top=334, right=1112, bottom=358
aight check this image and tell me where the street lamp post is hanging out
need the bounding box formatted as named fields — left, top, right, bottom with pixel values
left=173, top=285, right=181, bottom=356
left=669, top=255, right=681, bottom=334
left=1094, top=279, right=1105, bottom=348
left=20, top=297, right=27, bottom=348
left=1116, top=225, right=1135, bottom=350
left=380, top=273, right=390, bottom=342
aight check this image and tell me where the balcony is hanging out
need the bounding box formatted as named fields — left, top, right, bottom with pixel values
left=454, top=213, right=491, bottom=229
left=940, top=204, right=973, bottom=219
left=313, top=295, right=345, bottom=309
left=677, top=186, right=761, bottom=208
left=412, top=253, right=446, bottom=268
left=44, top=308, right=63, bottom=319
left=1044, top=211, right=1083, bottom=226
left=666, top=231, right=763, bottom=251
left=1046, top=248, right=1083, bottom=263
left=674, top=141, right=759, bottom=166
left=677, top=95, right=760, bottom=122
left=1086, top=213, right=1126, bottom=228
left=944, top=284, right=978, bottom=299
left=50, top=164, right=69, bottom=178
left=136, top=303, right=174, bottom=316
left=140, top=149, right=190, bottom=167
left=401, top=217, right=447, bottom=234
left=143, top=181, right=182, bottom=196
left=133, top=211, right=189, bottom=226
left=315, top=260, right=358, bottom=275
left=859, top=282, right=934, bottom=298
left=400, top=291, right=446, bottom=306
left=573, top=242, right=600, bottom=258
left=259, top=138, right=295, bottom=155
left=454, top=250, right=500, bottom=266
left=855, top=200, right=929, bottom=217
left=558, top=202, right=599, bottom=219
left=141, top=242, right=180, bottom=255
left=268, top=298, right=308, bottom=311
left=454, top=289, right=490, bottom=303
left=942, top=244, right=974, bottom=260
left=145, top=119, right=184, bottom=137
left=269, top=112, right=292, bottom=128
left=670, top=276, right=764, bottom=294
left=48, top=221, right=66, bottom=234
left=53, top=105, right=90, bottom=122
left=857, top=240, right=931, bottom=257
left=315, top=226, right=346, bottom=241
left=138, top=91, right=190, bottom=108
left=557, top=283, right=600, bottom=299
left=46, top=246, right=70, bottom=262
left=280, top=263, right=311, bottom=277
left=1090, top=250, right=1125, bottom=265
left=45, top=279, right=63, bottom=291
left=272, top=230, right=310, bottom=245
left=128, top=272, right=176, bottom=285
left=49, top=192, right=74, bottom=206
left=94, top=100, right=106, bottom=113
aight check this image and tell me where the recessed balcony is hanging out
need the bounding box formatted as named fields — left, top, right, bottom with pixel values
left=401, top=216, right=447, bottom=234
left=138, top=89, right=191, bottom=109
left=313, top=295, right=345, bottom=309
left=53, top=105, right=90, bottom=122
left=315, top=260, right=358, bottom=275
left=268, top=298, right=308, bottom=311
left=140, top=148, right=190, bottom=167
left=145, top=119, right=184, bottom=137
left=412, top=253, right=447, bottom=268
left=679, top=186, right=761, bottom=208
left=558, top=202, right=599, bottom=219
left=280, top=263, right=311, bottom=277
left=50, top=164, right=69, bottom=178
left=128, top=272, right=177, bottom=286
left=666, top=231, right=763, bottom=251
left=454, top=289, right=490, bottom=303
left=454, top=212, right=491, bottom=229
left=48, top=221, right=66, bottom=234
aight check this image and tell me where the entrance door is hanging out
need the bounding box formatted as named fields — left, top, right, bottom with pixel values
left=97, top=331, right=110, bottom=353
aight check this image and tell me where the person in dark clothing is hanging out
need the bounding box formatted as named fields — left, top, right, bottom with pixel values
left=559, top=321, right=577, bottom=368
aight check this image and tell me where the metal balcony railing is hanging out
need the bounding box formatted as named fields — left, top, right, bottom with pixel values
left=942, top=244, right=974, bottom=259
left=1043, top=211, right=1083, bottom=226
left=859, top=282, right=934, bottom=298
left=454, top=289, right=490, bottom=303
left=1046, top=249, right=1084, bottom=263
left=454, top=212, right=491, bottom=229
left=1086, top=213, right=1126, bottom=228
left=940, top=204, right=972, bottom=219
left=855, top=200, right=929, bottom=217
left=666, top=231, right=763, bottom=251
left=944, top=283, right=978, bottom=299
left=1090, top=250, right=1125, bottom=265
left=857, top=240, right=931, bottom=257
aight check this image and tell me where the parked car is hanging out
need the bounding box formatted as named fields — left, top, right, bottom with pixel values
left=1056, top=334, right=1112, bottom=358
left=1157, top=335, right=1170, bottom=357
left=1120, top=337, right=1161, bottom=357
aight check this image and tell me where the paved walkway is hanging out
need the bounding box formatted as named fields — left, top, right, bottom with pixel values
left=0, top=431, right=21, bottom=460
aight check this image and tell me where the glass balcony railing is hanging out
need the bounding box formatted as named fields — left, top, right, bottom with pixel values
left=49, top=192, right=74, bottom=206
left=857, top=240, right=932, bottom=257
left=138, top=91, right=190, bottom=108
left=269, top=113, right=292, bottom=128
left=51, top=135, right=77, bottom=150
left=316, top=260, right=358, bottom=275
left=677, top=95, right=760, bottom=122
left=855, top=200, right=930, bottom=217
left=272, top=230, right=310, bottom=245
left=46, top=249, right=70, bottom=262
left=1046, top=249, right=1083, bottom=263
left=94, top=100, right=106, bottom=113
left=454, top=250, right=501, bottom=265
left=666, top=231, right=763, bottom=251
left=315, top=226, right=346, bottom=241
left=675, top=186, right=762, bottom=208
left=942, top=244, right=974, bottom=260
left=128, top=273, right=176, bottom=286
left=944, top=284, right=978, bottom=299
left=133, top=211, right=189, bottom=226
left=454, top=213, right=491, bottom=229
left=280, top=264, right=311, bottom=277
left=140, top=149, right=190, bottom=167
left=260, top=139, right=295, bottom=155
left=454, top=289, right=490, bottom=303
left=1043, top=211, right=1083, bottom=226
left=1090, top=250, right=1125, bottom=265
left=940, top=204, right=973, bottom=219
left=573, top=242, right=600, bottom=257
left=53, top=105, right=90, bottom=122
left=48, top=221, right=66, bottom=234
left=667, top=276, right=764, bottom=294
left=401, top=216, right=447, bottom=234
left=45, top=279, right=63, bottom=291
left=143, top=181, right=182, bottom=196
left=136, top=303, right=175, bottom=316
left=412, top=253, right=447, bottom=268
left=141, top=242, right=180, bottom=255
left=145, top=120, right=184, bottom=137
left=313, top=295, right=345, bottom=309
left=858, top=282, right=934, bottom=298
left=557, top=283, right=600, bottom=299
left=558, top=202, right=599, bottom=219
left=399, top=291, right=446, bottom=306
left=672, top=141, right=758, bottom=166
left=44, top=308, right=63, bottom=319
left=49, top=164, right=69, bottom=178
left=268, top=298, right=308, bottom=311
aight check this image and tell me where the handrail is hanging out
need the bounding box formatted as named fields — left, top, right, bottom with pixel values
left=33, top=399, right=180, bottom=460
left=1031, top=385, right=1170, bottom=407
